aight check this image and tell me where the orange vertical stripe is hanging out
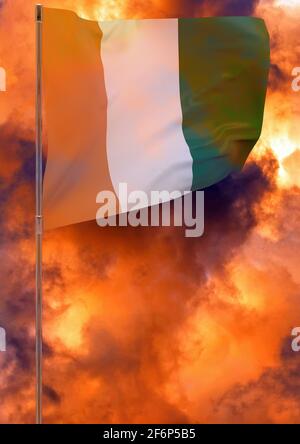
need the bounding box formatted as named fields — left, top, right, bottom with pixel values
left=43, top=8, right=116, bottom=230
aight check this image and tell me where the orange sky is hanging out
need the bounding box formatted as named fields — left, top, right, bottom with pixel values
left=0, top=0, right=300, bottom=424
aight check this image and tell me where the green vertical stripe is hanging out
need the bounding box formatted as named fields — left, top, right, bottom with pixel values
left=178, top=17, right=270, bottom=191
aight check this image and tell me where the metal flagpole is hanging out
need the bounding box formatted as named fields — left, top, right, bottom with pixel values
left=35, top=3, right=43, bottom=425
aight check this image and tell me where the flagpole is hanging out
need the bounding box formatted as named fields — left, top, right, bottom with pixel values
left=35, top=3, right=43, bottom=425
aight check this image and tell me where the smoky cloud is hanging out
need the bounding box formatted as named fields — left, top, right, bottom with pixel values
left=125, top=0, right=259, bottom=17
left=0, top=0, right=300, bottom=425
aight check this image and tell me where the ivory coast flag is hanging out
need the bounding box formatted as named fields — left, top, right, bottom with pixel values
left=42, top=8, right=270, bottom=230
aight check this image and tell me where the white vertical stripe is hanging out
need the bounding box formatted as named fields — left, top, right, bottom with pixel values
left=99, top=19, right=193, bottom=211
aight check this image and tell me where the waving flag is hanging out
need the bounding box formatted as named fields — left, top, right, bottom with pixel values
left=42, top=8, right=270, bottom=230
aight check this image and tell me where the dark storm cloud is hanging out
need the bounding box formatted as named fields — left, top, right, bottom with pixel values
left=165, top=154, right=278, bottom=277
left=75, top=321, right=191, bottom=423
left=268, top=63, right=288, bottom=91
left=43, top=264, right=66, bottom=291
left=206, top=0, right=259, bottom=15
left=215, top=344, right=300, bottom=423
left=9, top=330, right=35, bottom=371
left=0, top=252, right=35, bottom=371
left=217, top=160, right=273, bottom=231
left=0, top=121, right=36, bottom=422
left=126, top=0, right=259, bottom=17
left=0, top=123, right=35, bottom=183
left=80, top=327, right=140, bottom=376
left=44, top=385, right=61, bottom=405
left=0, top=123, right=35, bottom=240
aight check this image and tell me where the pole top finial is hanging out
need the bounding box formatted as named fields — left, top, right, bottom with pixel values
left=36, top=4, right=43, bottom=22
